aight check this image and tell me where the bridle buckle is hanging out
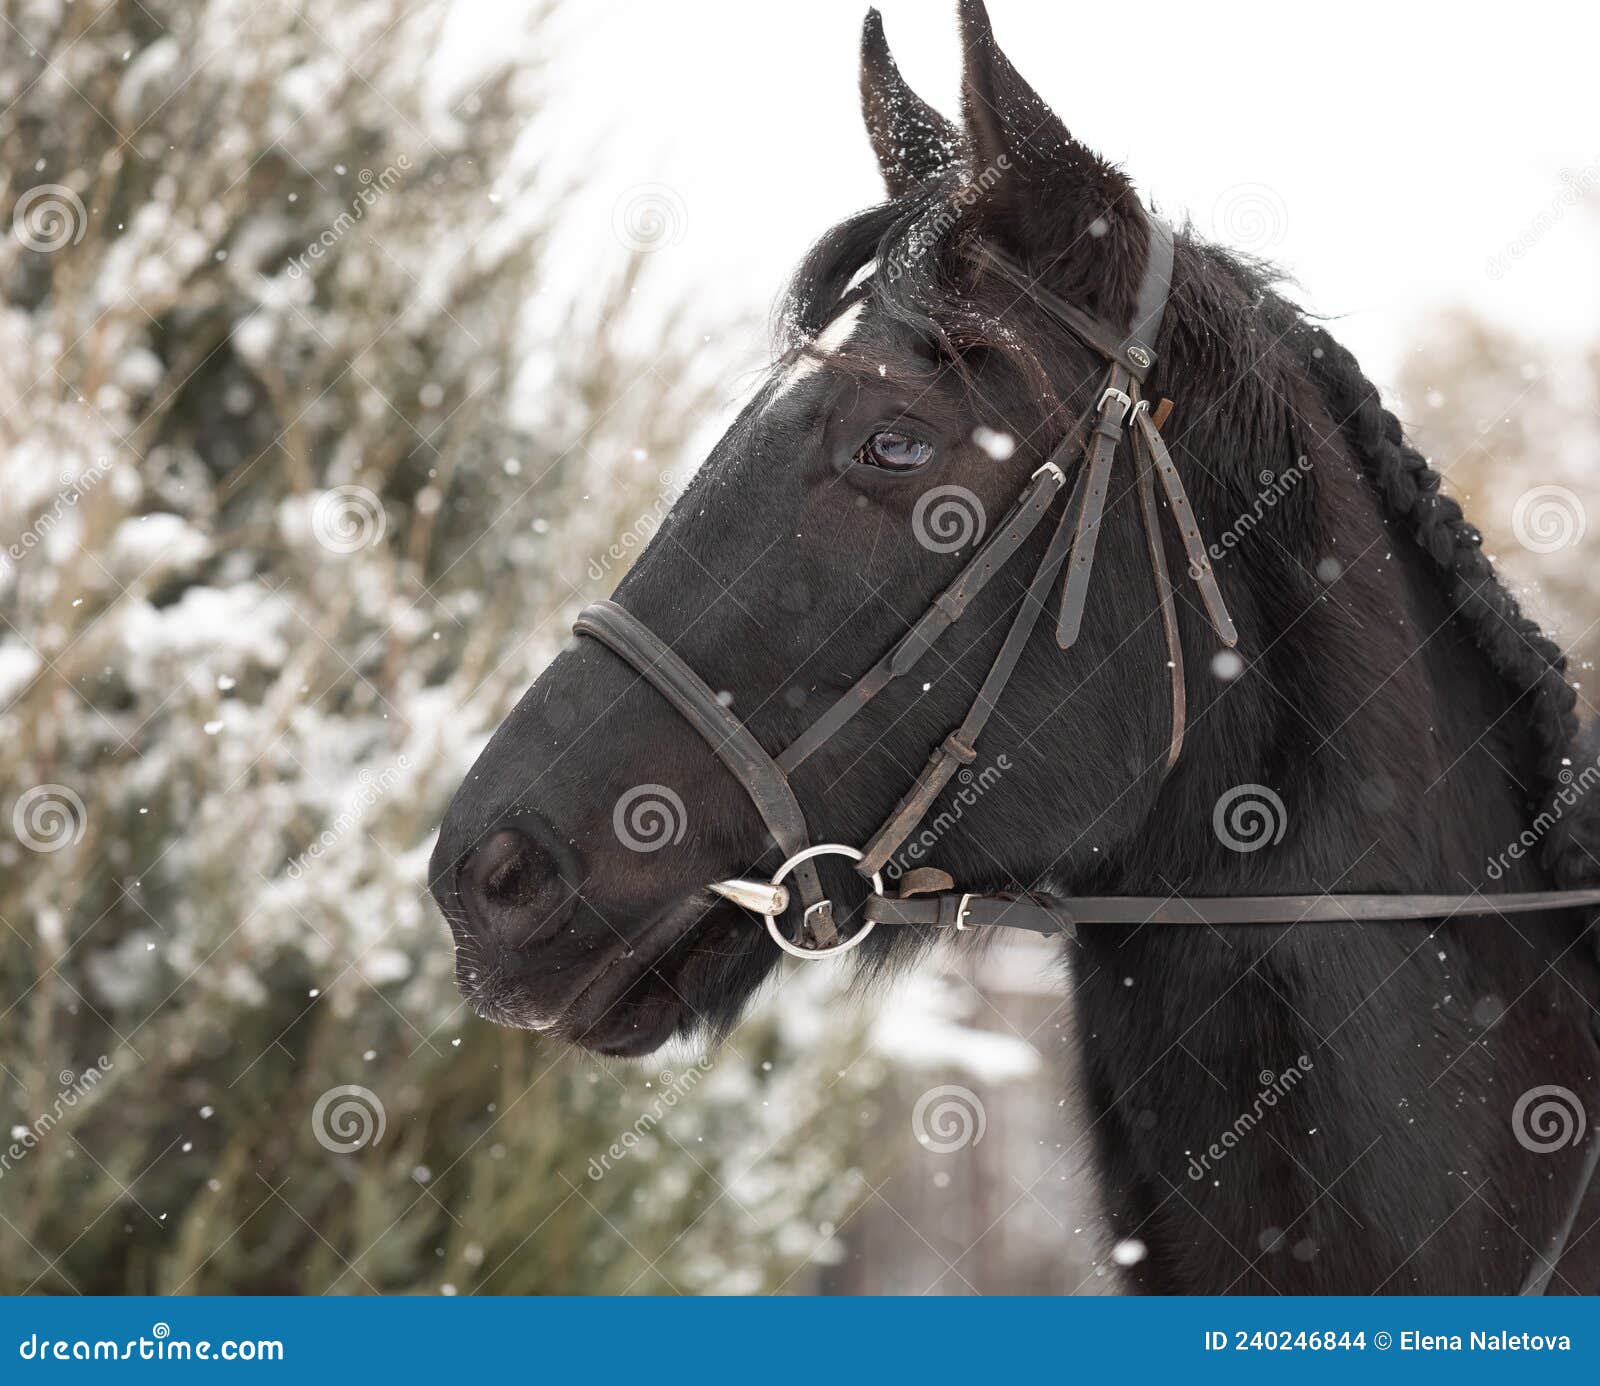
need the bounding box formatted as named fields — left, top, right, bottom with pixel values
left=1097, top=386, right=1134, bottom=420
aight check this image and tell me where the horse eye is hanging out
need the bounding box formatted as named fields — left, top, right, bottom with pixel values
left=856, top=430, right=934, bottom=472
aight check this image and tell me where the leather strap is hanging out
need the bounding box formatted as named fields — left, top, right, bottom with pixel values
left=573, top=600, right=831, bottom=932
left=1056, top=365, right=1132, bottom=649
left=776, top=453, right=1071, bottom=773
left=865, top=887, right=1600, bottom=931
left=866, top=891, right=1075, bottom=935
left=1126, top=215, right=1174, bottom=370
left=575, top=210, right=1211, bottom=935
left=976, top=243, right=1161, bottom=380
left=857, top=468, right=1089, bottom=877
left=1132, top=396, right=1187, bottom=770
left=1133, top=408, right=1237, bottom=646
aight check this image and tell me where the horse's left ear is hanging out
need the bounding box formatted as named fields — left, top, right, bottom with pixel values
left=860, top=9, right=961, bottom=197
left=957, top=0, right=1140, bottom=277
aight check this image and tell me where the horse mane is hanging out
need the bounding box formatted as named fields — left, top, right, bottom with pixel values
left=780, top=183, right=1600, bottom=904
left=1296, top=326, right=1595, bottom=890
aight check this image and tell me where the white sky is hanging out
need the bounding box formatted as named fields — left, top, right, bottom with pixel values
left=527, top=0, right=1600, bottom=400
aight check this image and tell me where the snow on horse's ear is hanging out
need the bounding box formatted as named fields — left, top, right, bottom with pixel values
left=955, top=0, right=1146, bottom=312
left=857, top=9, right=959, bottom=197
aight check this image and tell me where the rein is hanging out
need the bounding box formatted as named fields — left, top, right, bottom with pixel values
left=571, top=207, right=1600, bottom=1293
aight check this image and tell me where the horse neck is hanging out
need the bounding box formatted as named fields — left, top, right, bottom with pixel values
left=1047, top=273, right=1597, bottom=1295
left=1105, top=388, right=1546, bottom=905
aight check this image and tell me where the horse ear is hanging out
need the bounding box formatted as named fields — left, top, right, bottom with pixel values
left=957, top=0, right=1135, bottom=265
left=860, top=9, right=960, bottom=197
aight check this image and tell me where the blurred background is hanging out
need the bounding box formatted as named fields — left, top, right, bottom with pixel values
left=0, top=0, right=1594, bottom=1294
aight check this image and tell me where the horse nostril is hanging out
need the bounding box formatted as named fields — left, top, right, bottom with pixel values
left=477, top=830, right=544, bottom=909
left=456, top=825, right=577, bottom=947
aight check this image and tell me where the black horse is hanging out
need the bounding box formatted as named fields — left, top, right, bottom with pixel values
left=432, top=1, right=1600, bottom=1294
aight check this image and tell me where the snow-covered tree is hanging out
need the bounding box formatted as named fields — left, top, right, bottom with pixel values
left=0, top=0, right=897, bottom=1294
left=1396, top=302, right=1600, bottom=676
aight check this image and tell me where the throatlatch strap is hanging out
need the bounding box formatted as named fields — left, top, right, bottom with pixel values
left=1132, top=408, right=1237, bottom=647
left=1132, top=396, right=1187, bottom=770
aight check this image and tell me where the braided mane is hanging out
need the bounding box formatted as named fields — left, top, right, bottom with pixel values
left=1296, top=324, right=1596, bottom=892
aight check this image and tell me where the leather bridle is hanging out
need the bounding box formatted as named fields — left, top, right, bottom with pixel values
left=572, top=207, right=1600, bottom=1293
left=573, top=209, right=1600, bottom=954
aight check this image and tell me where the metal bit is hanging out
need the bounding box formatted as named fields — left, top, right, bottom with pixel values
left=708, top=878, right=790, bottom=916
